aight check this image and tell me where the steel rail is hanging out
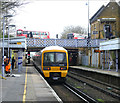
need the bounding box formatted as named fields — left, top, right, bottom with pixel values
left=69, top=71, right=120, bottom=91
left=67, top=74, right=120, bottom=100
left=64, top=82, right=98, bottom=103
left=33, top=60, right=97, bottom=102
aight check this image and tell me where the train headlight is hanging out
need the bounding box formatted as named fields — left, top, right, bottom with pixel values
left=60, top=67, right=67, bottom=70
left=43, top=67, right=51, bottom=70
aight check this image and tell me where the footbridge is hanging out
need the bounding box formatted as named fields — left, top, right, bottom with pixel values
left=0, top=37, right=106, bottom=72
left=0, top=37, right=106, bottom=50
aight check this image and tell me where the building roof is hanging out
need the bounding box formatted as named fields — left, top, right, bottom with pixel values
left=90, top=5, right=105, bottom=24
left=90, top=1, right=120, bottom=24
left=117, top=1, right=120, bottom=6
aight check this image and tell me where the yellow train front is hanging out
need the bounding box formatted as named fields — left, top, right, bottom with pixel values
left=33, top=46, right=69, bottom=82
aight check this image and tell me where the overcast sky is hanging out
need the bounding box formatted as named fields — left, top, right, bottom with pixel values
left=13, top=0, right=112, bottom=38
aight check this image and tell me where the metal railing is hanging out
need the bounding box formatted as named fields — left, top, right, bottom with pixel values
left=0, top=37, right=26, bottom=49
left=0, top=38, right=106, bottom=49
left=26, top=38, right=106, bottom=48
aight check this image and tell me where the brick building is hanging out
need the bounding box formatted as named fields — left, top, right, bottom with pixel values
left=88, top=1, right=120, bottom=70
left=90, top=1, right=120, bottom=39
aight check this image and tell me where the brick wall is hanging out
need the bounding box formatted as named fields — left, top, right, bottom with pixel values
left=99, top=2, right=120, bottom=37
left=91, top=2, right=120, bottom=39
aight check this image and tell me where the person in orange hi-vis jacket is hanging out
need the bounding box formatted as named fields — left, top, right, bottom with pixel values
left=5, top=59, right=11, bottom=74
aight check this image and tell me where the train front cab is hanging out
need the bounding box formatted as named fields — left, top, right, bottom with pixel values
left=42, top=50, right=69, bottom=81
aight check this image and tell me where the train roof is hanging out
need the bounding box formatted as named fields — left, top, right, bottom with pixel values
left=41, top=46, right=67, bottom=52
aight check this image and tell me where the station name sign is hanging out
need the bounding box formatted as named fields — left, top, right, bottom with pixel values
left=17, top=42, right=22, bottom=45
left=9, top=42, right=21, bottom=45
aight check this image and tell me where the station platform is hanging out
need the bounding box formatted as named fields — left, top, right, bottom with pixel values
left=0, top=63, right=62, bottom=102
left=70, top=66, right=120, bottom=77
left=69, top=66, right=120, bottom=87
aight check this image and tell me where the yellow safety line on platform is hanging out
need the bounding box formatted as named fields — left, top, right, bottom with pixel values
left=23, top=67, right=28, bottom=103
left=0, top=76, right=6, bottom=80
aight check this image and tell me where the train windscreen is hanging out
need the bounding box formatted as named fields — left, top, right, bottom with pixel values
left=43, top=52, right=67, bottom=66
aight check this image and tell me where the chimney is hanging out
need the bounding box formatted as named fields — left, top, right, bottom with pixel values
left=119, top=1, right=120, bottom=5
left=110, top=0, right=116, bottom=2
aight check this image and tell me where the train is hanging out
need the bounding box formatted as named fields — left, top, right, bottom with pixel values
left=32, top=46, right=69, bottom=82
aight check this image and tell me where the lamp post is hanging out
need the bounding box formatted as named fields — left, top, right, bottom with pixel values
left=8, top=25, right=16, bottom=58
left=88, top=0, right=90, bottom=38
left=8, top=25, right=15, bottom=75
left=87, top=0, right=92, bottom=66
left=2, top=15, right=13, bottom=77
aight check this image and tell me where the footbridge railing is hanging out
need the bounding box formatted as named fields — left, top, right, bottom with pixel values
left=26, top=38, right=106, bottom=48
left=0, top=37, right=26, bottom=49
left=0, top=38, right=106, bottom=49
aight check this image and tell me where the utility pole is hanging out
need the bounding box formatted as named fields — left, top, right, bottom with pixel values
left=86, top=0, right=90, bottom=38
left=87, top=0, right=91, bottom=66
left=2, top=15, right=13, bottom=77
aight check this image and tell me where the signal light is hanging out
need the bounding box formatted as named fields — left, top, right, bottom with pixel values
left=47, top=67, right=50, bottom=70
left=43, top=67, right=51, bottom=70
left=60, top=67, right=67, bottom=70
left=61, top=68, right=63, bottom=70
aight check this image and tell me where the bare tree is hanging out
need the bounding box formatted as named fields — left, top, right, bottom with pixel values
left=1, top=0, right=28, bottom=15
left=0, top=0, right=29, bottom=38
left=61, top=25, right=87, bottom=39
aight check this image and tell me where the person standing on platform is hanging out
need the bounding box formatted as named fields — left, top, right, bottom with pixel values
left=4, top=56, right=8, bottom=70
left=30, top=32, right=33, bottom=38
left=5, top=58, right=11, bottom=76
left=12, top=57, right=15, bottom=69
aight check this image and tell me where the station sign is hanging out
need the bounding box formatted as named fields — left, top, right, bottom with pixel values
left=17, top=42, right=22, bottom=45
left=92, top=31, right=98, bottom=34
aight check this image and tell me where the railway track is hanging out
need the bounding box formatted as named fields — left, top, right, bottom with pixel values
left=63, top=82, right=98, bottom=103
left=33, top=61, right=119, bottom=102
left=50, top=82, right=98, bottom=103
left=69, top=71, right=120, bottom=99
left=33, top=61, right=97, bottom=102
left=69, top=70, right=120, bottom=91
left=67, top=71, right=120, bottom=102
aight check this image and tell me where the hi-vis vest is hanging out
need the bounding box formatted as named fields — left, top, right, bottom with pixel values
left=5, top=62, right=11, bottom=72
